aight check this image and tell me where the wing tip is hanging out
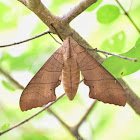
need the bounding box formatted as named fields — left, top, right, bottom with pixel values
left=20, top=96, right=56, bottom=112
left=89, top=93, right=127, bottom=107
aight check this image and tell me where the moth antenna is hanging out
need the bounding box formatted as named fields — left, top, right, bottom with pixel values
left=50, top=23, right=64, bottom=42
left=70, top=33, right=74, bottom=38
left=49, top=33, right=62, bottom=45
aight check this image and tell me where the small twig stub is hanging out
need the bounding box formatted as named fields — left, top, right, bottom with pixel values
left=87, top=48, right=137, bottom=62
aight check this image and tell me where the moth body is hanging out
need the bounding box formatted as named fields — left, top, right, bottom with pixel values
left=62, top=37, right=80, bottom=100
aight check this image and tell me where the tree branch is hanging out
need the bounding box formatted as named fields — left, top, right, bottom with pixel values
left=18, top=0, right=60, bottom=31
left=18, top=0, right=27, bottom=6
left=62, top=0, right=98, bottom=23
left=17, top=0, right=102, bottom=63
left=0, top=68, right=24, bottom=90
left=118, top=78, right=140, bottom=114
left=18, top=0, right=41, bottom=11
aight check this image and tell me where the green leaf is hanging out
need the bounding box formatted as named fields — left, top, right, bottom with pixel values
left=86, top=0, right=102, bottom=12
left=102, top=38, right=140, bottom=78
left=2, top=80, right=16, bottom=91
left=1, top=123, right=10, bottom=131
left=100, top=31, right=126, bottom=53
left=96, top=4, right=120, bottom=24
left=135, top=37, right=140, bottom=45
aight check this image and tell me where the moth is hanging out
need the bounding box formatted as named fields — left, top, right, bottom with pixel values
left=20, top=36, right=126, bottom=111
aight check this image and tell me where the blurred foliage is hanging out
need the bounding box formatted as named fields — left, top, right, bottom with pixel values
left=100, top=31, right=126, bottom=53
left=1, top=123, right=10, bottom=131
left=1, top=80, right=16, bottom=91
left=21, top=132, right=50, bottom=140
left=50, top=0, right=72, bottom=14
left=96, top=4, right=120, bottom=24
left=0, top=2, right=17, bottom=30
left=0, top=0, right=140, bottom=140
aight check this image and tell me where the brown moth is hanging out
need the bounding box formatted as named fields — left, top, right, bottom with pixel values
left=20, top=36, right=126, bottom=111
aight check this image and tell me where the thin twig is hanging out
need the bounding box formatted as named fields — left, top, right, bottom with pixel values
left=0, top=93, right=65, bottom=136
left=87, top=48, right=137, bottom=62
left=47, top=108, right=83, bottom=140
left=74, top=100, right=97, bottom=129
left=0, top=30, right=51, bottom=48
left=64, top=100, right=97, bottom=140
left=47, top=108, right=71, bottom=131
left=115, top=0, right=140, bottom=33
left=0, top=68, right=24, bottom=90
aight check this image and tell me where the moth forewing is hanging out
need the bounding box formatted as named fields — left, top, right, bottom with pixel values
left=20, top=47, right=64, bottom=111
left=20, top=36, right=126, bottom=111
